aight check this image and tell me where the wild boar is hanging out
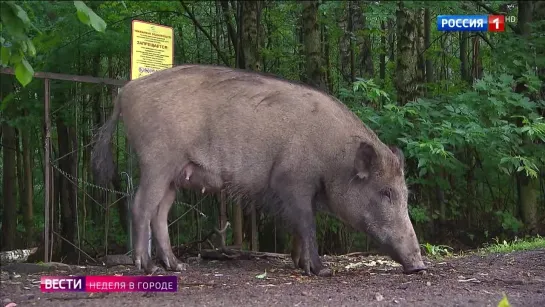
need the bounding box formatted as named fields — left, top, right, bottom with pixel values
left=91, top=64, right=426, bottom=276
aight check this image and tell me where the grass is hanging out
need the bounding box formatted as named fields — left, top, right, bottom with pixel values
left=479, top=235, right=545, bottom=254
left=420, top=235, right=545, bottom=260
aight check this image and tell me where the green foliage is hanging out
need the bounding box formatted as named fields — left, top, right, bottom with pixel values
left=497, top=293, right=511, bottom=307
left=0, top=1, right=37, bottom=86
left=408, top=205, right=430, bottom=224
left=73, top=1, right=107, bottom=32
left=0, top=0, right=106, bottom=87
left=480, top=235, right=545, bottom=254
left=494, top=211, right=523, bottom=233
left=420, top=242, right=453, bottom=259
left=343, top=66, right=544, bottom=232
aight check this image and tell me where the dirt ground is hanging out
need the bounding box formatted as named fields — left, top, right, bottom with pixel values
left=1, top=248, right=544, bottom=307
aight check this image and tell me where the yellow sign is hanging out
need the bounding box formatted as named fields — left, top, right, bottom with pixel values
left=130, top=20, right=174, bottom=80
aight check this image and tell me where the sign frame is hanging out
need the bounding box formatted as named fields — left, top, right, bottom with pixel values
left=130, top=19, right=174, bottom=81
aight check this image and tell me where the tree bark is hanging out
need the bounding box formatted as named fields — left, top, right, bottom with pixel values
left=302, top=0, right=327, bottom=91
left=516, top=0, right=539, bottom=235
left=395, top=1, right=419, bottom=105
left=21, top=116, right=34, bottom=246
left=460, top=32, right=468, bottom=83
left=56, top=116, right=78, bottom=257
left=242, top=1, right=261, bottom=71
left=424, top=8, right=433, bottom=84
left=339, top=2, right=351, bottom=83
left=353, top=1, right=374, bottom=79
left=241, top=0, right=262, bottom=251
left=1, top=121, right=17, bottom=251
left=380, top=21, right=386, bottom=81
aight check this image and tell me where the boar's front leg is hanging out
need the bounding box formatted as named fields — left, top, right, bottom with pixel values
left=150, top=185, right=187, bottom=272
left=290, top=225, right=331, bottom=277
left=271, top=170, right=330, bottom=276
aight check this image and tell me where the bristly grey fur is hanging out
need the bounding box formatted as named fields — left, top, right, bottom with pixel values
left=90, top=64, right=425, bottom=276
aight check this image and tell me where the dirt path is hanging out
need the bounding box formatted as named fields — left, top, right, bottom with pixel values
left=1, top=249, right=544, bottom=307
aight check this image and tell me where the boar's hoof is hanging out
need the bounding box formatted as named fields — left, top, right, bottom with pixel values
left=175, top=262, right=188, bottom=271
left=146, top=264, right=161, bottom=275
left=135, top=259, right=142, bottom=270
left=316, top=268, right=332, bottom=277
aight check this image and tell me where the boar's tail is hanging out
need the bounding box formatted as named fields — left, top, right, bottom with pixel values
left=91, top=89, right=123, bottom=186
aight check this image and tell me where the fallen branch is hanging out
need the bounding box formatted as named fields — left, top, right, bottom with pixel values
left=339, top=251, right=379, bottom=257
left=199, top=248, right=288, bottom=261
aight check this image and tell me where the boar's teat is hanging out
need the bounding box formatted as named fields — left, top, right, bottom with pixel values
left=176, top=161, right=224, bottom=194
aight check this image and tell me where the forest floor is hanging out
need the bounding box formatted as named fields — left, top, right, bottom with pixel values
left=1, top=248, right=544, bottom=307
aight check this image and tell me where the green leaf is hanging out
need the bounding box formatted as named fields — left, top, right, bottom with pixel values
left=255, top=270, right=267, bottom=279
left=73, top=1, right=107, bottom=32
left=497, top=293, right=511, bottom=307
left=25, top=39, right=36, bottom=57
left=6, top=2, right=31, bottom=27
left=0, top=92, right=15, bottom=111
left=0, top=46, right=10, bottom=66
left=76, top=10, right=91, bottom=25
left=14, top=58, right=34, bottom=87
left=88, top=10, right=107, bottom=32
left=0, top=4, right=26, bottom=39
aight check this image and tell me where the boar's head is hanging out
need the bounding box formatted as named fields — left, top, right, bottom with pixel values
left=329, top=141, right=426, bottom=274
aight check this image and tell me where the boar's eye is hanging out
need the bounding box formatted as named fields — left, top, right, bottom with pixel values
left=380, top=189, right=392, bottom=201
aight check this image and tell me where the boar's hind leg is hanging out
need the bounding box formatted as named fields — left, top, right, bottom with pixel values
left=131, top=172, right=171, bottom=274
left=151, top=185, right=186, bottom=271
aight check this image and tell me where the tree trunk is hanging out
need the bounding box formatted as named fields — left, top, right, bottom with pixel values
left=1, top=121, right=18, bottom=251
left=232, top=200, right=243, bottom=246
left=348, top=1, right=356, bottom=83
left=339, top=2, right=351, bottom=83
left=323, top=24, right=333, bottom=93
left=236, top=1, right=245, bottom=69
left=227, top=0, right=245, bottom=247
left=220, top=0, right=239, bottom=67
left=424, top=8, right=433, bottom=84
left=353, top=1, right=374, bottom=79
left=302, top=0, right=327, bottom=91
left=516, top=0, right=539, bottom=235
left=242, top=1, right=261, bottom=71
left=395, top=1, right=419, bottom=105
left=380, top=21, right=386, bottom=81
left=241, top=0, right=262, bottom=251
left=471, top=36, right=483, bottom=81
left=56, top=116, right=78, bottom=257
left=460, top=32, right=468, bottom=83
left=415, top=8, right=425, bottom=86
left=21, top=116, right=34, bottom=245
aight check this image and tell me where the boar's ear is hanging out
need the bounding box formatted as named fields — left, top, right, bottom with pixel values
left=354, top=142, right=377, bottom=180
left=389, top=146, right=405, bottom=170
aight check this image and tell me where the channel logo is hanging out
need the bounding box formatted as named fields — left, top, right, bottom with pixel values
left=437, top=15, right=505, bottom=32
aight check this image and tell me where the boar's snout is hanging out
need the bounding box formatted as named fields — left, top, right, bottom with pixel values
left=383, top=230, right=427, bottom=275
left=403, top=262, right=427, bottom=274
left=400, top=253, right=427, bottom=274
